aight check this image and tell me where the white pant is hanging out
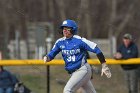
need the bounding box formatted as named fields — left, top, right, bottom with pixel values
left=63, top=63, right=96, bottom=93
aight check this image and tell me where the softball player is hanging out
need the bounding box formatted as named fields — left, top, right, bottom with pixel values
left=44, top=19, right=111, bottom=93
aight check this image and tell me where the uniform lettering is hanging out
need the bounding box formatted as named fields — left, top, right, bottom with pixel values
left=62, top=49, right=80, bottom=55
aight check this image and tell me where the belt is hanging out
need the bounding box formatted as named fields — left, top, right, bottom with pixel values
left=68, top=68, right=79, bottom=74
left=67, top=63, right=87, bottom=74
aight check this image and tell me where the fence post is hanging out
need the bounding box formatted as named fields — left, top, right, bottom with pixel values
left=46, top=66, right=50, bottom=93
left=0, top=51, right=2, bottom=60
left=46, top=38, right=52, bottom=93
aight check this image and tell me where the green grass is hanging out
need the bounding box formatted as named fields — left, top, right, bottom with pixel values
left=21, top=74, right=46, bottom=93
left=7, top=65, right=128, bottom=93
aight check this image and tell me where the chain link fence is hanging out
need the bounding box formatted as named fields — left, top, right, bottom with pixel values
left=4, top=65, right=139, bottom=93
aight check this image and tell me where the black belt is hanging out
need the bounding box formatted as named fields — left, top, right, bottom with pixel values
left=68, top=69, right=78, bottom=74
left=67, top=65, right=83, bottom=74
left=67, top=63, right=87, bottom=74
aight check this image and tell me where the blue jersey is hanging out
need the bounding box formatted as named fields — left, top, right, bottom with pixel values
left=47, top=35, right=101, bottom=73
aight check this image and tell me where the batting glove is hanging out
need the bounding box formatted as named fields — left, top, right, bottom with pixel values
left=43, top=56, right=50, bottom=63
left=101, top=63, right=111, bottom=78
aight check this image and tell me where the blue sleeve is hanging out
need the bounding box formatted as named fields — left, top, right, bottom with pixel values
left=80, top=38, right=106, bottom=63
left=80, top=38, right=102, bottom=54
left=93, top=47, right=106, bottom=63
left=80, top=38, right=97, bottom=52
left=92, top=46, right=102, bottom=54
left=47, top=41, right=61, bottom=60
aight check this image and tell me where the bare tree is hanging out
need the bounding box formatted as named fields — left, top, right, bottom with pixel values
left=108, top=0, right=138, bottom=55
left=55, top=0, right=66, bottom=21
left=77, top=0, right=92, bottom=38
left=0, top=0, right=11, bottom=58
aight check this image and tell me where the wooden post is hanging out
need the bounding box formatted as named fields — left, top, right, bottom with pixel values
left=0, top=51, right=2, bottom=60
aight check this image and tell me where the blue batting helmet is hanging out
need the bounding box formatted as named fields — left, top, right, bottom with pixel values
left=60, top=19, right=78, bottom=34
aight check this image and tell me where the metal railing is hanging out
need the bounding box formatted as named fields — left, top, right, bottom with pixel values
left=0, top=58, right=140, bottom=66
left=0, top=58, right=140, bottom=93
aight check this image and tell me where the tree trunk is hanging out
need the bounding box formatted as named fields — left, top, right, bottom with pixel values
left=115, top=4, right=135, bottom=37
left=55, top=0, right=66, bottom=20
left=41, top=0, right=47, bottom=21
left=84, top=0, right=92, bottom=39
left=108, top=0, right=117, bottom=56
left=48, top=0, right=55, bottom=21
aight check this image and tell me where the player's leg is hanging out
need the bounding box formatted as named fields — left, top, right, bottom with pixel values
left=63, top=64, right=91, bottom=93
left=82, top=80, right=96, bottom=93
left=76, top=88, right=86, bottom=93
left=63, top=70, right=90, bottom=93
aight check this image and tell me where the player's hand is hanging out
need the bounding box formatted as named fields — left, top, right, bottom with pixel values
left=43, top=56, right=50, bottom=63
left=101, top=63, right=111, bottom=78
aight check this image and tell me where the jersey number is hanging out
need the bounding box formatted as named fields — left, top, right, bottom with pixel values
left=67, top=55, right=76, bottom=62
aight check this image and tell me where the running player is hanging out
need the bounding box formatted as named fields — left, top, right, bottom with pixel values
left=44, top=19, right=111, bottom=93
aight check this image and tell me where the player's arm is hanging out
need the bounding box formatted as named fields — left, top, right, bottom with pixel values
left=81, top=38, right=105, bottom=63
left=44, top=41, right=61, bottom=62
left=81, top=38, right=111, bottom=78
left=92, top=47, right=106, bottom=64
left=93, top=47, right=111, bottom=78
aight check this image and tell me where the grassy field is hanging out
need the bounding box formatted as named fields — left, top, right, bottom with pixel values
left=6, top=65, right=129, bottom=93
